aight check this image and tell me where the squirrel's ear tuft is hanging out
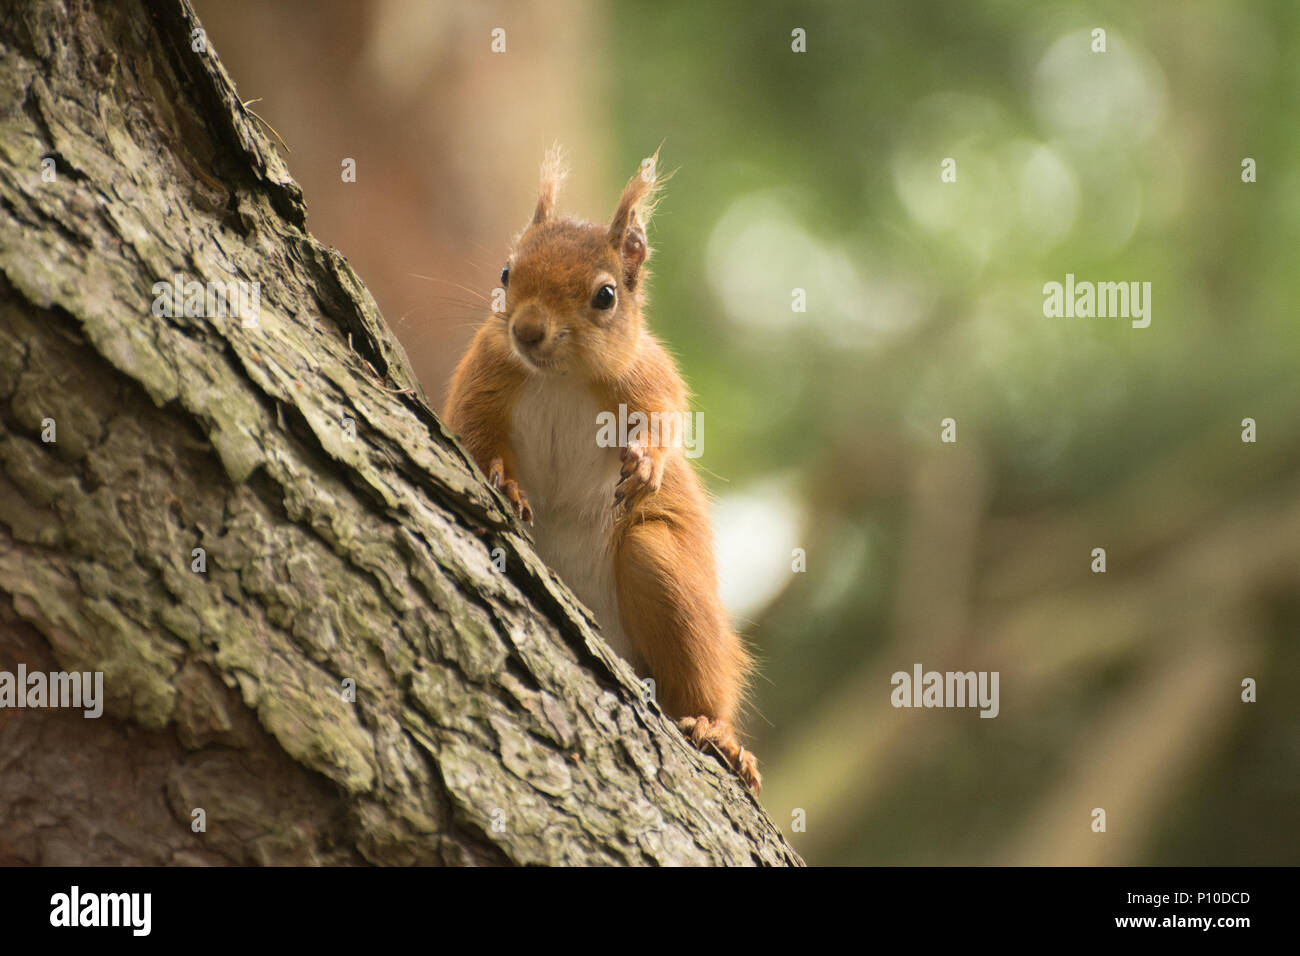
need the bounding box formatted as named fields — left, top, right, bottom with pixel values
left=533, top=145, right=568, bottom=224
left=608, top=148, right=665, bottom=290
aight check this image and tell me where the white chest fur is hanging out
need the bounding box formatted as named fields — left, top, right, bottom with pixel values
left=510, top=376, right=633, bottom=663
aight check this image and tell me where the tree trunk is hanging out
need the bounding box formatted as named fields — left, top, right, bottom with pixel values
left=0, top=0, right=800, bottom=866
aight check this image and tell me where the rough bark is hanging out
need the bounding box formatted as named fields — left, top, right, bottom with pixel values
left=0, top=0, right=801, bottom=866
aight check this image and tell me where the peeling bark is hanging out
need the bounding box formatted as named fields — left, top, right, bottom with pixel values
left=0, top=0, right=801, bottom=866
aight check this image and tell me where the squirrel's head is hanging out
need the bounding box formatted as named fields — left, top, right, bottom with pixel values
left=498, top=148, right=662, bottom=381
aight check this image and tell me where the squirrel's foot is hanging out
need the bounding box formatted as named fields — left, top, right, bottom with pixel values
left=677, top=715, right=761, bottom=793
left=614, top=441, right=663, bottom=512
left=488, top=457, right=533, bottom=524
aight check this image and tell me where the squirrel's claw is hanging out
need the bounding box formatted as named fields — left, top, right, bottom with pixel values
left=614, top=442, right=662, bottom=511
left=489, top=456, right=533, bottom=524
left=677, top=715, right=761, bottom=793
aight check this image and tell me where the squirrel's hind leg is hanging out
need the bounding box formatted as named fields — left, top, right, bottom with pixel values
left=678, top=716, right=761, bottom=793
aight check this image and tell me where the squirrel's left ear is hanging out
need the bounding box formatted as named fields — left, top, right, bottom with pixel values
left=533, top=145, right=567, bottom=225
left=608, top=150, right=663, bottom=290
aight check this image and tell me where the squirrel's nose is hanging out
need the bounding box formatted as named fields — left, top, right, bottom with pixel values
left=512, top=321, right=546, bottom=349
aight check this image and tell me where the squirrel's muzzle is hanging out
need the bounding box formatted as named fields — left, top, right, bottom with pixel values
left=512, top=318, right=546, bottom=349
left=509, top=305, right=555, bottom=367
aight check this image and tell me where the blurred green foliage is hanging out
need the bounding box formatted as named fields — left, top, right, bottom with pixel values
left=608, top=0, right=1300, bottom=864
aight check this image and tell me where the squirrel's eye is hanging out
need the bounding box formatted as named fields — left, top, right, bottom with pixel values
left=500, top=265, right=510, bottom=288
left=592, top=284, right=616, bottom=310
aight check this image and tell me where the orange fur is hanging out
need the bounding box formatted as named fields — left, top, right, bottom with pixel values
left=443, top=152, right=759, bottom=792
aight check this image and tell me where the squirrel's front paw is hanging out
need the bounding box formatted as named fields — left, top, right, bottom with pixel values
left=677, top=715, right=761, bottom=793
left=614, top=441, right=663, bottom=512
left=488, top=456, right=533, bottom=524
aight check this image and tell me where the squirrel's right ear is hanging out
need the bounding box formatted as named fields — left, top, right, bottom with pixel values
left=608, top=150, right=663, bottom=290
left=532, top=146, right=568, bottom=225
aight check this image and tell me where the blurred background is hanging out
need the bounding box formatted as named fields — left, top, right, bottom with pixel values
left=194, top=0, right=1300, bottom=865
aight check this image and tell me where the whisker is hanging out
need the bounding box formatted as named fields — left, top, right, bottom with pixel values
left=407, top=273, right=489, bottom=302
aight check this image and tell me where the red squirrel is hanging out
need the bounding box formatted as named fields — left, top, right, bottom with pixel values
left=444, top=149, right=760, bottom=792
